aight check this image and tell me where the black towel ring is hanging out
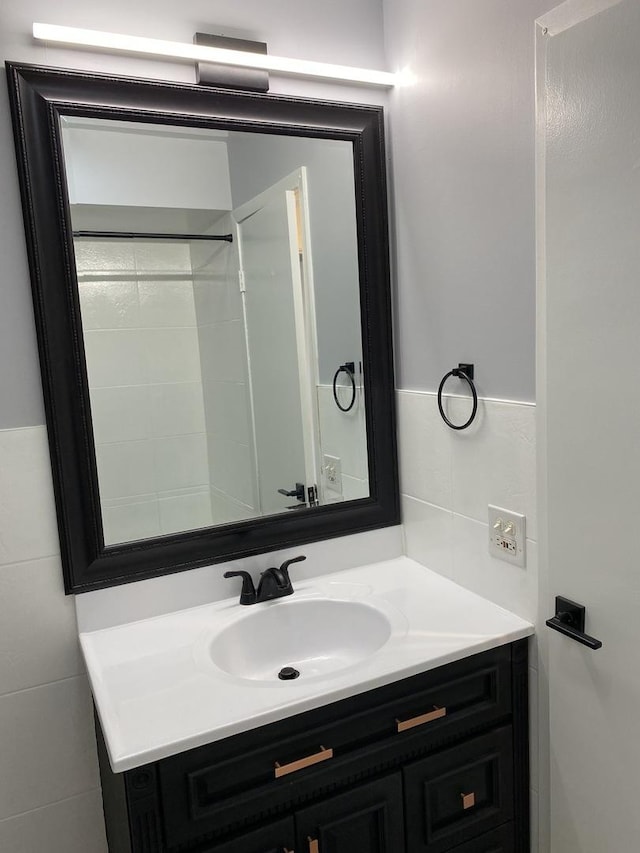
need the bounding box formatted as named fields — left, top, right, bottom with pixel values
left=437, top=363, right=478, bottom=430
left=333, top=362, right=357, bottom=412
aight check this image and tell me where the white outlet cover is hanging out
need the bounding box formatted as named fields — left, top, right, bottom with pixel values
left=488, top=505, right=526, bottom=568
left=323, top=454, right=342, bottom=496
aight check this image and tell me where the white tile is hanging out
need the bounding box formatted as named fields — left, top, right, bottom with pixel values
left=190, top=219, right=234, bottom=275
left=0, top=677, right=100, bottom=820
left=0, top=556, right=83, bottom=696
left=197, top=321, right=248, bottom=383
left=158, top=490, right=213, bottom=535
left=191, top=221, right=242, bottom=324
left=153, top=434, right=210, bottom=493
left=102, top=498, right=160, bottom=546
left=141, top=328, right=203, bottom=384
left=101, top=492, right=156, bottom=509
left=202, top=380, right=251, bottom=445
left=148, top=382, right=206, bottom=438
left=0, top=427, right=59, bottom=566
left=156, top=484, right=210, bottom=500
left=138, top=279, right=197, bottom=328
left=317, top=385, right=369, bottom=480
left=451, top=514, right=538, bottom=623
left=207, top=435, right=255, bottom=507
left=73, top=240, right=135, bottom=273
left=193, top=276, right=242, bottom=323
left=449, top=397, right=537, bottom=540
left=75, top=526, right=403, bottom=632
left=341, top=474, right=370, bottom=501
left=89, top=386, right=151, bottom=444
left=133, top=241, right=192, bottom=273
left=95, top=441, right=156, bottom=501
left=82, top=329, right=146, bottom=388
left=0, top=789, right=107, bottom=853
left=210, top=489, right=256, bottom=524
left=396, top=390, right=453, bottom=509
left=401, top=495, right=453, bottom=578
left=78, top=280, right=140, bottom=330
left=190, top=235, right=231, bottom=277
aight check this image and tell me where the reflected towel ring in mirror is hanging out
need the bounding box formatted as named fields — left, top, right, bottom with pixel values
left=437, top=363, right=478, bottom=431
left=333, top=362, right=357, bottom=412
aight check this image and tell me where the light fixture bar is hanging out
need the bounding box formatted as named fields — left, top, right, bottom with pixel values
left=33, top=23, right=397, bottom=88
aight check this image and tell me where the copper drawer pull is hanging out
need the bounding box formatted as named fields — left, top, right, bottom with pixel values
left=275, top=745, right=333, bottom=778
left=308, top=838, right=319, bottom=853
left=396, top=705, right=447, bottom=732
left=461, top=791, right=476, bottom=810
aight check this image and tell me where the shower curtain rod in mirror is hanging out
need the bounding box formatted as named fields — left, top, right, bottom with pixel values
left=72, top=230, right=233, bottom=242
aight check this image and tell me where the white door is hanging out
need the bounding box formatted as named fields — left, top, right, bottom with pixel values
left=235, top=170, right=319, bottom=516
left=538, top=1, right=640, bottom=850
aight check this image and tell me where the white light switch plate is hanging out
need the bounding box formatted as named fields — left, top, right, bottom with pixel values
left=488, top=505, right=526, bottom=567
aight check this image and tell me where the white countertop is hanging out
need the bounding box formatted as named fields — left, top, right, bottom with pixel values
left=80, top=556, right=533, bottom=773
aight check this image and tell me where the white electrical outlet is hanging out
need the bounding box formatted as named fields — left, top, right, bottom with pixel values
left=488, top=505, right=526, bottom=567
left=323, top=454, right=342, bottom=496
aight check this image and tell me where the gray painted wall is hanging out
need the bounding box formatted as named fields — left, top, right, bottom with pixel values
left=384, top=0, right=556, bottom=403
left=0, top=0, right=386, bottom=429
left=3, top=0, right=561, bottom=410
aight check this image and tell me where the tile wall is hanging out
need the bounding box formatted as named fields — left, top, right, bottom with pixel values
left=191, top=217, right=258, bottom=523
left=396, top=388, right=540, bottom=848
left=0, top=389, right=538, bottom=851
left=0, top=419, right=402, bottom=852
left=317, top=384, right=369, bottom=502
left=0, top=426, right=107, bottom=852
left=76, top=239, right=213, bottom=544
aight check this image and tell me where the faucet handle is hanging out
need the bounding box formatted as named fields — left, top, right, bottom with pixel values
left=223, top=570, right=256, bottom=605
left=278, top=555, right=306, bottom=582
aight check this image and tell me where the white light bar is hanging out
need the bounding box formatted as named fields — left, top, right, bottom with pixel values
left=33, top=23, right=397, bottom=88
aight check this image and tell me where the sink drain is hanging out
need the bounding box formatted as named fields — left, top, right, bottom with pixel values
left=278, top=666, right=300, bottom=680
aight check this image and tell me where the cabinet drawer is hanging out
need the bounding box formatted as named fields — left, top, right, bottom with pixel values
left=449, top=823, right=515, bottom=852
left=159, top=647, right=512, bottom=849
left=199, top=816, right=295, bottom=853
left=404, top=727, right=514, bottom=853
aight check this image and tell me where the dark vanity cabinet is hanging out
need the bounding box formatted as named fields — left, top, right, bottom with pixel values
left=96, top=641, right=529, bottom=853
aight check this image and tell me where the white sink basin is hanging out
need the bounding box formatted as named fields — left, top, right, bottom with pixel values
left=209, top=598, right=392, bottom=682
left=80, top=557, right=534, bottom=771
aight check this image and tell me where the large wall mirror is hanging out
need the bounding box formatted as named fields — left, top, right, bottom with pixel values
left=7, top=63, right=398, bottom=593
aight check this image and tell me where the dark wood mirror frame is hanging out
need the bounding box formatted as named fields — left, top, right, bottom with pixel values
left=6, top=62, right=399, bottom=594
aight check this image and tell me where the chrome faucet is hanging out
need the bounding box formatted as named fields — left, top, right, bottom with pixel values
left=224, top=556, right=306, bottom=605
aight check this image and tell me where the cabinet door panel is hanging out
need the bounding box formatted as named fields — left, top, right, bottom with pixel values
left=201, top=816, right=295, bottom=853
left=404, top=727, right=513, bottom=853
left=296, top=774, right=404, bottom=853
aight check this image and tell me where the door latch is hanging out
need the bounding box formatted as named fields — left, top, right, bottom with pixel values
left=278, top=482, right=305, bottom=502
left=546, top=596, right=602, bottom=650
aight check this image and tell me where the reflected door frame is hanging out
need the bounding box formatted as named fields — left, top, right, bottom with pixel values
left=233, top=167, right=322, bottom=514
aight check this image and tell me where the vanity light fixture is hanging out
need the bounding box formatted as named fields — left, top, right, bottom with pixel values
left=32, top=23, right=397, bottom=88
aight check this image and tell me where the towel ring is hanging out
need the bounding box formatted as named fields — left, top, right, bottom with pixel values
left=333, top=362, right=357, bottom=412
left=437, top=364, right=478, bottom=431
